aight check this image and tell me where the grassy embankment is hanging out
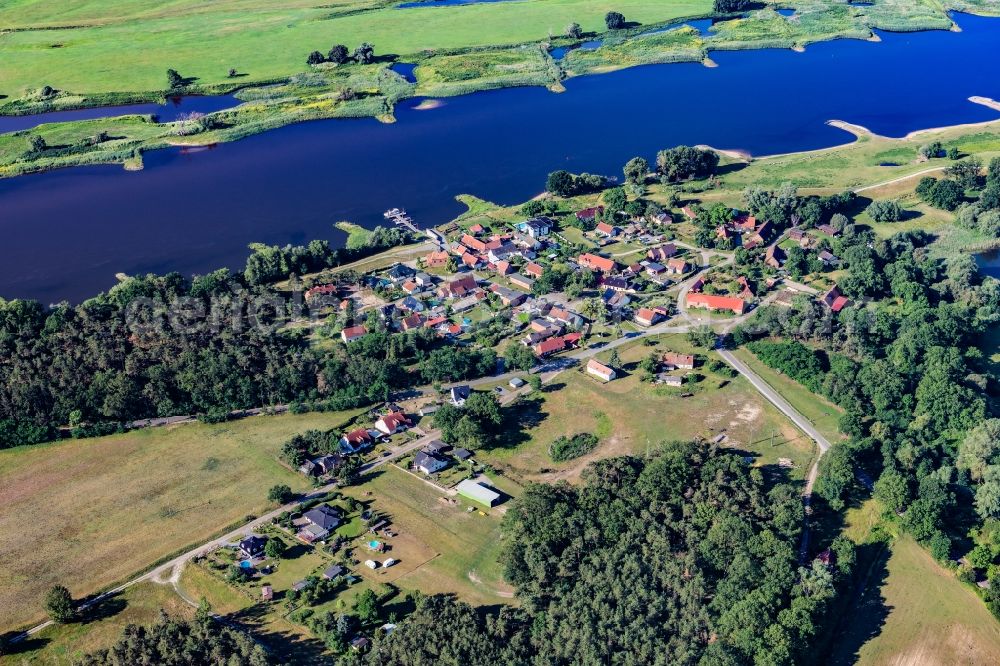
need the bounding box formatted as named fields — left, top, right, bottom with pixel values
left=0, top=409, right=365, bottom=633
left=826, top=500, right=1000, bottom=665
left=5, top=0, right=1000, bottom=176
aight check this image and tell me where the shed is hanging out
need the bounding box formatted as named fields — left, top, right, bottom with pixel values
left=456, top=479, right=501, bottom=507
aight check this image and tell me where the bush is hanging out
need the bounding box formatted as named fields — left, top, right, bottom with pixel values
left=865, top=199, right=903, bottom=223
left=605, top=11, right=626, bottom=30
left=550, top=433, right=599, bottom=462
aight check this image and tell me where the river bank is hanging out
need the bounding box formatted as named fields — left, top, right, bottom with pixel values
left=3, top=5, right=1000, bottom=180
left=1, top=12, right=1000, bottom=303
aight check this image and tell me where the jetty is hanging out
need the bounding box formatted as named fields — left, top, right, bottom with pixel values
left=384, top=208, right=420, bottom=234
left=385, top=207, right=445, bottom=247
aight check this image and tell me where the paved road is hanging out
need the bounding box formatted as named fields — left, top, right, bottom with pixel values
left=716, top=347, right=832, bottom=561
left=11, top=428, right=442, bottom=643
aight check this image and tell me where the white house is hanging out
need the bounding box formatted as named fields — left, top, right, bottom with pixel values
left=586, top=358, right=617, bottom=382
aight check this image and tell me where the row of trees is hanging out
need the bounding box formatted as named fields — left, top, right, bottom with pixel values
left=308, top=43, right=375, bottom=66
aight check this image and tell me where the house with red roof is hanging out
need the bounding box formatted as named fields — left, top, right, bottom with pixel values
left=524, top=262, right=544, bottom=278
left=586, top=359, right=617, bottom=382
left=666, top=258, right=690, bottom=275
left=648, top=244, right=677, bottom=262
left=461, top=234, right=487, bottom=253
left=635, top=307, right=664, bottom=327
left=662, top=352, right=695, bottom=369
left=578, top=253, right=617, bottom=273
left=737, top=276, right=755, bottom=300
left=424, top=250, right=451, bottom=268
left=439, top=275, right=478, bottom=299
left=595, top=222, right=619, bottom=238
left=340, top=428, right=374, bottom=453
left=375, top=411, right=412, bottom=436
left=686, top=293, right=746, bottom=315
left=494, top=260, right=513, bottom=276
left=400, top=313, right=424, bottom=331
left=341, top=325, right=368, bottom=343
left=821, top=285, right=850, bottom=312
left=681, top=206, right=697, bottom=220
left=305, top=284, right=338, bottom=301
left=576, top=206, right=604, bottom=223
left=533, top=337, right=566, bottom=357
left=468, top=223, right=485, bottom=235
left=460, top=252, right=481, bottom=269
left=734, top=214, right=757, bottom=232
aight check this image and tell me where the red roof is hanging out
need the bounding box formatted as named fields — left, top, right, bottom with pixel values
left=401, top=314, right=423, bottom=330
left=562, top=332, right=582, bottom=346
left=831, top=296, right=850, bottom=312
left=341, top=325, right=368, bottom=341
left=378, top=412, right=412, bottom=431
left=534, top=337, right=566, bottom=356
left=686, top=293, right=745, bottom=314
left=443, top=275, right=478, bottom=297
left=576, top=206, right=604, bottom=220
left=343, top=428, right=372, bottom=445
left=578, top=253, right=617, bottom=273
left=424, top=251, right=450, bottom=267
left=468, top=223, right=485, bottom=234
left=525, top=262, right=544, bottom=278
left=682, top=206, right=697, bottom=219
left=306, top=284, right=337, bottom=299
left=461, top=234, right=487, bottom=252
left=635, top=307, right=661, bottom=325
left=596, top=222, right=615, bottom=235
left=424, top=316, right=446, bottom=328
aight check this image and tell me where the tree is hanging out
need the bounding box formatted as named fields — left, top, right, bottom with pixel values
left=546, top=170, right=577, bottom=197
left=714, top=0, right=752, bottom=12
left=264, top=537, right=287, bottom=559
left=946, top=157, right=983, bottom=190
left=267, top=484, right=294, bottom=504
left=873, top=469, right=910, bottom=515
left=504, top=342, right=536, bottom=372
left=686, top=324, right=717, bottom=349
left=44, top=585, right=76, bottom=623
left=602, top=186, right=628, bottom=216
left=521, top=200, right=545, bottom=217
left=354, top=42, right=375, bottom=64
left=916, top=177, right=964, bottom=211
left=565, top=22, right=583, bottom=38
left=605, top=11, right=626, bottom=30
left=623, top=156, right=649, bottom=184
left=918, top=141, right=944, bottom=160
left=865, top=199, right=903, bottom=223
left=307, top=50, right=325, bottom=65
left=608, top=348, right=621, bottom=369
left=354, top=588, right=380, bottom=623
left=28, top=135, right=47, bottom=154
left=656, top=146, right=719, bottom=182
left=227, top=68, right=238, bottom=78
left=166, top=68, right=185, bottom=89
left=328, top=44, right=350, bottom=64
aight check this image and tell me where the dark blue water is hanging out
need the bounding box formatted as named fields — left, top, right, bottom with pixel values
left=390, top=63, right=418, bottom=83
left=0, top=95, right=240, bottom=135
left=1, top=15, right=998, bottom=304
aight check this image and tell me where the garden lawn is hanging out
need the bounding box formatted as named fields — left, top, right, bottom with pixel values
left=0, top=409, right=363, bottom=632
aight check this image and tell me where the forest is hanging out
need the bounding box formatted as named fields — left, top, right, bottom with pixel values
left=352, top=443, right=857, bottom=665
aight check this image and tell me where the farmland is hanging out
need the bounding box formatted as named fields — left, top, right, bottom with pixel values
left=829, top=501, right=1000, bottom=665
left=0, top=409, right=363, bottom=632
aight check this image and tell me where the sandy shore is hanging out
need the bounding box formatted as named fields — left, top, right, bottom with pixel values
left=826, top=96, right=1000, bottom=142
left=413, top=99, right=444, bottom=111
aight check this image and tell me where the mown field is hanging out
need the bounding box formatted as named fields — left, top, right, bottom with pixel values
left=829, top=500, right=1000, bottom=666
left=0, top=0, right=709, bottom=95
left=0, top=409, right=363, bottom=633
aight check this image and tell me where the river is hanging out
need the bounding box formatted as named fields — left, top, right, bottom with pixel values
left=0, top=14, right=998, bottom=303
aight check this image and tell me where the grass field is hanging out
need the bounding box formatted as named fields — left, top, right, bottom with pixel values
left=0, top=582, right=194, bottom=666
left=480, top=334, right=818, bottom=485
left=0, top=0, right=709, bottom=95
left=731, top=346, right=846, bottom=445
left=829, top=501, right=1000, bottom=665
left=0, top=409, right=364, bottom=632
